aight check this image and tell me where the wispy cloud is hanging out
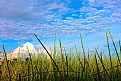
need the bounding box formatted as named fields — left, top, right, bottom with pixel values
left=0, top=0, right=121, bottom=40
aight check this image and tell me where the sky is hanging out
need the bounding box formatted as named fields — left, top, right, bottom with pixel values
left=0, top=0, right=121, bottom=53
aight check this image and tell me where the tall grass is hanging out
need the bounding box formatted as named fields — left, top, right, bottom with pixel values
left=0, top=30, right=121, bottom=81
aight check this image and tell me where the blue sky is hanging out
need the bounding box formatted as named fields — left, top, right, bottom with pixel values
left=0, top=0, right=121, bottom=53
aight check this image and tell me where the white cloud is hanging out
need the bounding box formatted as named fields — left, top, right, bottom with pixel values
left=0, top=0, right=120, bottom=40
left=89, top=0, right=95, bottom=3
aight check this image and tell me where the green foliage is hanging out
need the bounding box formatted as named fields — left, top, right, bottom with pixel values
left=1, top=30, right=121, bottom=81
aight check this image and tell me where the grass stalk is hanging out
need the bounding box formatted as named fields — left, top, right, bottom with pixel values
left=107, top=29, right=121, bottom=65
left=106, top=31, right=113, bottom=68
left=95, top=54, right=101, bottom=81
left=2, top=44, right=11, bottom=81
left=27, top=46, right=34, bottom=81
left=34, top=34, right=64, bottom=81
left=80, top=34, right=86, bottom=76
left=96, top=49, right=112, bottom=81
left=64, top=50, right=69, bottom=80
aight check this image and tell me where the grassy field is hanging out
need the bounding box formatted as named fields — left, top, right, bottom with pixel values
left=0, top=29, right=121, bottom=81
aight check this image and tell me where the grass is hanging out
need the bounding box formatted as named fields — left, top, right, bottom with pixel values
left=0, top=30, right=121, bottom=81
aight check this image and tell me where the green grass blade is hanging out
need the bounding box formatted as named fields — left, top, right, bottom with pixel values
left=107, top=28, right=121, bottom=65
left=106, top=31, right=113, bottom=68
left=64, top=50, right=68, bottom=80
left=96, top=49, right=112, bottom=81
left=34, top=34, right=64, bottom=81
left=95, top=54, right=101, bottom=81
left=80, top=34, right=86, bottom=73
left=2, top=44, right=11, bottom=81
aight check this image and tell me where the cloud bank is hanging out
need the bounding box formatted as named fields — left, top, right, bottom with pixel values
left=0, top=0, right=121, bottom=40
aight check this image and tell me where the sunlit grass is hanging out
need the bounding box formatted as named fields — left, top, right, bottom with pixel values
left=0, top=30, right=121, bottom=81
